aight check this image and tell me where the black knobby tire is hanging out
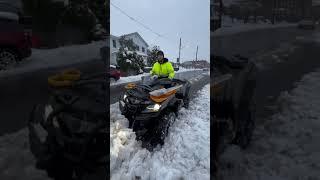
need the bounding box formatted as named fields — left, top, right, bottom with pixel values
left=183, top=83, right=191, bottom=109
left=0, top=48, right=20, bottom=70
left=146, top=110, right=176, bottom=150
left=233, top=91, right=256, bottom=149
left=183, top=96, right=190, bottom=109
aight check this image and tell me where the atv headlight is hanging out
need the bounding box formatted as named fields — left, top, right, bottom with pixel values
left=146, top=104, right=161, bottom=112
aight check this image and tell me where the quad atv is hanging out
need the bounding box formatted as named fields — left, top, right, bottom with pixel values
left=119, top=76, right=191, bottom=150
left=212, top=54, right=257, bottom=154
left=28, top=69, right=107, bottom=180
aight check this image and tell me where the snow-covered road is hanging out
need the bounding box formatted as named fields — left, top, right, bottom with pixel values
left=219, top=69, right=320, bottom=180
left=0, top=41, right=104, bottom=77
left=110, top=84, right=210, bottom=180
left=0, top=128, right=50, bottom=180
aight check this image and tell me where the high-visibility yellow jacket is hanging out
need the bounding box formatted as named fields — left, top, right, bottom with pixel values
left=150, top=59, right=175, bottom=79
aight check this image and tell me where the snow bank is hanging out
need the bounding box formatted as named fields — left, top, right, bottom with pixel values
left=111, top=68, right=203, bottom=86
left=0, top=128, right=51, bottom=179
left=219, top=69, right=320, bottom=179
left=0, top=41, right=104, bottom=77
left=212, top=16, right=296, bottom=37
left=110, top=84, right=210, bottom=180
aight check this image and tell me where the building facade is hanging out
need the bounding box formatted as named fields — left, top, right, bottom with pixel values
left=261, top=0, right=312, bottom=22
left=110, top=32, right=149, bottom=65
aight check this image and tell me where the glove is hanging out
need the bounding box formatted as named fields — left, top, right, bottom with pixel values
left=151, top=75, right=158, bottom=80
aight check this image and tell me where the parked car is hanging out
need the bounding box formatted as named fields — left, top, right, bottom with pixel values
left=0, top=8, right=32, bottom=70
left=110, top=65, right=121, bottom=82
left=298, top=19, right=315, bottom=29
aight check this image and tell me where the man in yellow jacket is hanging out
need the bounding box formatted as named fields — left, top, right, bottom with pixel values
left=150, top=50, right=175, bottom=79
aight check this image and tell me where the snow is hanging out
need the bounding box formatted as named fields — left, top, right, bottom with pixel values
left=110, top=84, right=210, bottom=180
left=0, top=41, right=104, bottom=77
left=0, top=11, right=18, bottom=21
left=0, top=128, right=51, bottom=179
left=212, top=16, right=296, bottom=37
left=219, top=69, right=320, bottom=179
left=111, top=68, right=203, bottom=86
left=313, top=0, right=320, bottom=6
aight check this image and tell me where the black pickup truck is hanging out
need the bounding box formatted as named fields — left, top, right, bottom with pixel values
left=212, top=54, right=257, bottom=155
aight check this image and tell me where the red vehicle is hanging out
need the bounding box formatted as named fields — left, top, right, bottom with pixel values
left=0, top=11, right=32, bottom=70
left=110, top=65, right=121, bottom=82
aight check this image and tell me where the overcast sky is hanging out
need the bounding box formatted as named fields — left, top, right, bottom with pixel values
left=110, top=0, right=210, bottom=62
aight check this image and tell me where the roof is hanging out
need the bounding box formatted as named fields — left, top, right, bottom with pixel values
left=121, top=32, right=149, bottom=47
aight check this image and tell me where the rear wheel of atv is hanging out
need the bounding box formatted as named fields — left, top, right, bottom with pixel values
left=28, top=104, right=49, bottom=162
left=233, top=99, right=255, bottom=149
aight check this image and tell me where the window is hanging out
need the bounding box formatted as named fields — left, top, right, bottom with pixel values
left=113, top=40, right=116, bottom=48
left=142, top=47, right=145, bottom=53
left=137, top=46, right=140, bottom=51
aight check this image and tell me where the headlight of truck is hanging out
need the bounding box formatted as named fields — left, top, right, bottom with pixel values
left=146, top=104, right=161, bottom=112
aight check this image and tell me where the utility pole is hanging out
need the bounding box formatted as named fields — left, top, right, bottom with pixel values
left=178, top=38, right=181, bottom=66
left=195, top=45, right=198, bottom=61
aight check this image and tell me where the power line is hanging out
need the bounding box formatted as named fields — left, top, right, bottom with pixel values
left=110, top=2, right=163, bottom=38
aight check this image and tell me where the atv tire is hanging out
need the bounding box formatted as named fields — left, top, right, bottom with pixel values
left=183, top=96, right=190, bottom=109
left=143, top=110, right=176, bottom=151
left=233, top=98, right=255, bottom=149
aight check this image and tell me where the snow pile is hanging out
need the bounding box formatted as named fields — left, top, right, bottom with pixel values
left=0, top=41, right=104, bottom=77
left=219, top=69, right=320, bottom=179
left=212, top=16, right=296, bottom=37
left=0, top=129, right=51, bottom=180
left=111, top=73, right=148, bottom=85
left=223, top=0, right=239, bottom=7
left=110, top=84, right=210, bottom=180
left=111, top=68, right=203, bottom=86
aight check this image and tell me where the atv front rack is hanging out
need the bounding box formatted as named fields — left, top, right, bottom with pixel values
left=48, top=69, right=106, bottom=88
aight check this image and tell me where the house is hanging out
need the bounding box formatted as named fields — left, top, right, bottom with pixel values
left=110, top=32, right=149, bottom=65
left=261, top=0, right=312, bottom=22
